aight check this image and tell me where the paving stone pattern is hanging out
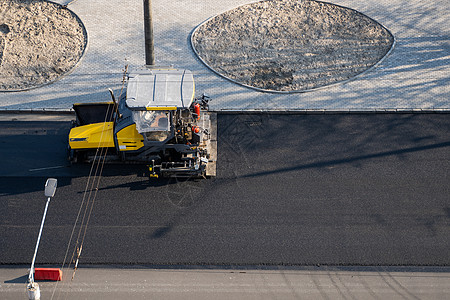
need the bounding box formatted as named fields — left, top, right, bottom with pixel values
left=0, top=0, right=448, bottom=111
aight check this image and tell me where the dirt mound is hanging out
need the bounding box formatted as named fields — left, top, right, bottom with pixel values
left=0, top=0, right=87, bottom=91
left=192, top=0, right=394, bottom=92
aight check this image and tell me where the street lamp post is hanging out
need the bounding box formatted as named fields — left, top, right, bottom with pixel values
left=143, top=0, right=155, bottom=66
left=27, top=178, right=57, bottom=300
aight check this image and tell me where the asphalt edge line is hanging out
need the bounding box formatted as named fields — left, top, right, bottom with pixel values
left=1, top=108, right=449, bottom=116
left=214, top=109, right=450, bottom=114
left=2, top=264, right=450, bottom=273
left=0, top=109, right=74, bottom=114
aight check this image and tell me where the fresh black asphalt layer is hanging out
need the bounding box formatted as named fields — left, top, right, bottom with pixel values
left=0, top=113, right=449, bottom=266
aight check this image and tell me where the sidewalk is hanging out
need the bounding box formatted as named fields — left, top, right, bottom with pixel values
left=0, top=0, right=448, bottom=111
left=1, top=266, right=449, bottom=300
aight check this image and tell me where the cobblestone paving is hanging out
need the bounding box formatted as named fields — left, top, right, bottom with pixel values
left=0, top=0, right=448, bottom=111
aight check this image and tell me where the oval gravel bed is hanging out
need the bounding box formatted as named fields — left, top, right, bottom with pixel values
left=191, top=0, right=394, bottom=92
left=0, top=0, right=87, bottom=91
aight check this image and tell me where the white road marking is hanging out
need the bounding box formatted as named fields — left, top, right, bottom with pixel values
left=29, top=165, right=67, bottom=172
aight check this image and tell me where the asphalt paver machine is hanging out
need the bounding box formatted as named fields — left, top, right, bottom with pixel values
left=68, top=68, right=217, bottom=178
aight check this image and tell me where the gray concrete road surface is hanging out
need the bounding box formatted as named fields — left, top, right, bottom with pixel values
left=0, top=113, right=449, bottom=266
left=0, top=0, right=448, bottom=110
left=1, top=266, right=450, bottom=300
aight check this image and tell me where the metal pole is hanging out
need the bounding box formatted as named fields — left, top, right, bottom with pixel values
left=143, top=0, right=155, bottom=66
left=28, top=197, right=51, bottom=284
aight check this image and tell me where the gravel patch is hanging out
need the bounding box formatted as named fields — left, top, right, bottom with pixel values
left=191, top=0, right=394, bottom=92
left=0, top=0, right=87, bottom=91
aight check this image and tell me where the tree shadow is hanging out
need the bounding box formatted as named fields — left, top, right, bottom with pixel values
left=215, top=112, right=450, bottom=179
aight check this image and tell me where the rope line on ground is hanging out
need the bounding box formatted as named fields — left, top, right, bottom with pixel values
left=50, top=94, right=116, bottom=300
